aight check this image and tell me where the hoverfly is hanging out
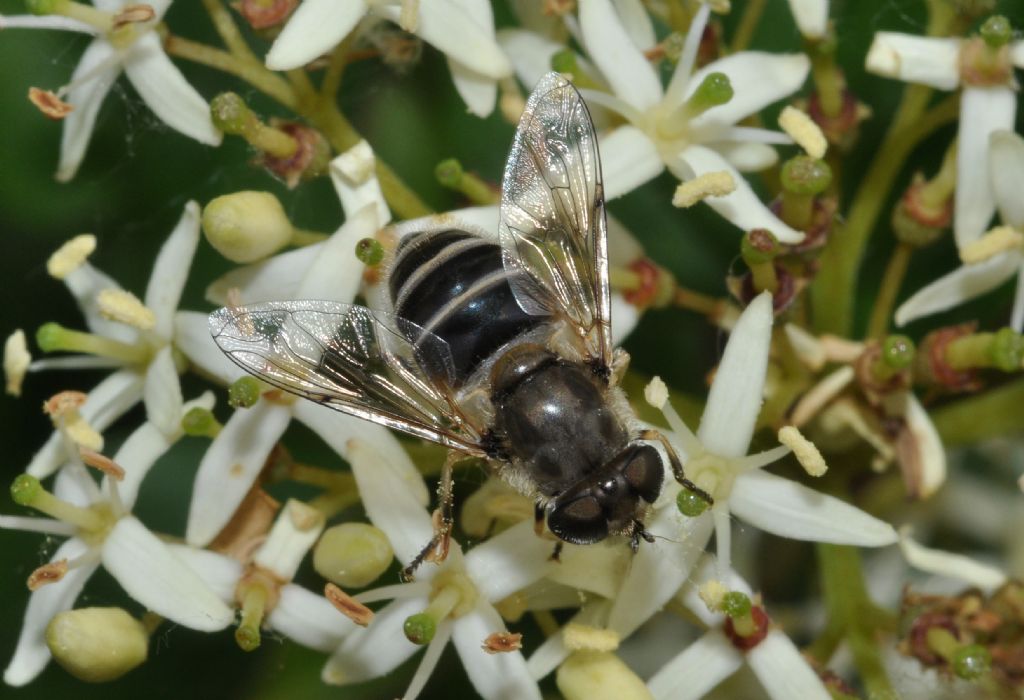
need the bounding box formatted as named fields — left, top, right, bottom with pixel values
left=209, top=73, right=709, bottom=579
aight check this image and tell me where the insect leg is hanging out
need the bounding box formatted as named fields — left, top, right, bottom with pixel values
left=400, top=449, right=460, bottom=582
left=534, top=502, right=545, bottom=537
left=549, top=541, right=563, bottom=562
left=638, top=429, right=714, bottom=506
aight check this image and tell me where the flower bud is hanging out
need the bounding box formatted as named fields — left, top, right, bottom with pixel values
left=46, top=608, right=148, bottom=682
left=202, top=192, right=292, bottom=263
left=228, top=377, right=262, bottom=408
left=314, top=522, right=394, bottom=588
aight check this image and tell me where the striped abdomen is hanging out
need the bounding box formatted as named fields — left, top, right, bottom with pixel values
left=389, top=229, right=544, bottom=386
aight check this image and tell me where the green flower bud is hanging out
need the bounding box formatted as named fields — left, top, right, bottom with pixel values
left=11, top=474, right=41, bottom=506
left=686, top=72, right=734, bottom=115
left=210, top=92, right=254, bottom=135
left=228, top=377, right=261, bottom=408
left=881, top=335, right=915, bottom=371
left=202, top=192, right=292, bottom=263
left=313, top=522, right=394, bottom=588
left=721, top=591, right=752, bottom=619
left=741, top=229, right=780, bottom=265
left=355, top=238, right=385, bottom=267
left=952, top=644, right=991, bottom=680
left=979, top=15, right=1011, bottom=49
left=46, top=608, right=148, bottom=682
left=781, top=156, right=832, bottom=195
left=35, top=322, right=65, bottom=353
left=677, top=488, right=710, bottom=517
left=435, top=158, right=464, bottom=189
left=403, top=613, right=436, bottom=645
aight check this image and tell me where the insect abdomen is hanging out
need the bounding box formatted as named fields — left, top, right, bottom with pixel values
left=390, top=229, right=543, bottom=384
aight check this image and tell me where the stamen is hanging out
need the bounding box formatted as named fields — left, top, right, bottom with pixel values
left=698, top=579, right=728, bottom=612
left=28, top=559, right=69, bottom=590
left=111, top=4, right=155, bottom=28
left=645, top=377, right=702, bottom=456
left=0, top=515, right=78, bottom=537
left=789, top=365, right=856, bottom=428
left=779, top=105, right=827, bottom=159
left=959, top=226, right=1023, bottom=264
left=44, top=393, right=104, bottom=452
left=354, top=581, right=429, bottom=604
left=777, top=427, right=828, bottom=476
left=79, top=447, right=125, bottom=481
left=784, top=323, right=826, bottom=371
left=672, top=171, right=736, bottom=208
left=713, top=505, right=731, bottom=581
left=324, top=583, right=374, bottom=627
left=46, top=234, right=97, bottom=279
left=733, top=444, right=791, bottom=473
left=398, top=0, right=420, bottom=32
left=482, top=631, right=523, bottom=654
left=235, top=577, right=273, bottom=652
left=43, top=390, right=87, bottom=417
left=563, top=623, right=619, bottom=652
left=4, top=330, right=31, bottom=397
left=36, top=322, right=149, bottom=365
left=28, top=87, right=73, bottom=120
left=96, top=289, right=156, bottom=330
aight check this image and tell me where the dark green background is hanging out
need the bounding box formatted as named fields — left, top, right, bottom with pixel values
left=0, top=0, right=1021, bottom=697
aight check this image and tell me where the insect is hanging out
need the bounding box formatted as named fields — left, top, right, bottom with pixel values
left=209, top=73, right=710, bottom=579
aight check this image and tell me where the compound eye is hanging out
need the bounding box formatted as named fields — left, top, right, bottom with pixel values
left=623, top=445, right=664, bottom=504
left=547, top=495, right=609, bottom=545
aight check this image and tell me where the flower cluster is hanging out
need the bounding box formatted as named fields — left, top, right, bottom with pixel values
left=2, top=0, right=1023, bottom=698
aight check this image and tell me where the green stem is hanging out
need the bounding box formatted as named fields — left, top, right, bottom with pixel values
left=817, top=544, right=897, bottom=698
left=866, top=243, right=912, bottom=340
left=931, top=378, right=1024, bottom=446
left=200, top=0, right=258, bottom=62
left=164, top=35, right=297, bottom=109
left=321, top=39, right=353, bottom=103
left=729, top=0, right=767, bottom=53
left=810, top=92, right=959, bottom=336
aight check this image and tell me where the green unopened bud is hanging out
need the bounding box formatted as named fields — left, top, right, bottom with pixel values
left=686, top=72, right=733, bottom=116
left=35, top=322, right=65, bottom=353
left=980, top=15, right=1011, bottom=48
left=403, top=612, right=436, bottom=645
left=313, top=522, right=394, bottom=588
left=720, top=591, right=752, bottom=619
left=952, top=643, right=991, bottom=680
left=46, top=608, right=148, bottom=682
left=355, top=238, right=384, bottom=267
left=228, top=376, right=261, bottom=408
left=882, top=335, right=915, bottom=371
left=741, top=229, right=780, bottom=265
left=435, top=158, right=463, bottom=189
left=676, top=488, right=709, bottom=517
left=210, top=92, right=253, bottom=134
left=781, top=156, right=832, bottom=196
left=11, top=474, right=41, bottom=506
left=181, top=407, right=221, bottom=437
left=990, top=327, right=1023, bottom=372
left=434, top=158, right=497, bottom=204
left=556, top=651, right=651, bottom=700
left=202, top=192, right=293, bottom=263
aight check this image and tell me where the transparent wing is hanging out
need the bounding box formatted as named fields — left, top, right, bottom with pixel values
left=209, top=301, right=488, bottom=455
left=499, top=71, right=612, bottom=368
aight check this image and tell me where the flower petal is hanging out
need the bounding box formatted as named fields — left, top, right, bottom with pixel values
left=122, top=33, right=221, bottom=146
left=452, top=602, right=542, bottom=700
left=899, top=528, right=1007, bottom=592
left=688, top=52, right=810, bottom=130
left=143, top=345, right=183, bottom=438
left=579, top=0, right=662, bottom=111
left=787, top=0, right=829, bottom=39
left=144, top=201, right=200, bottom=338
left=27, top=369, right=145, bottom=478
left=63, top=261, right=136, bottom=344
left=3, top=538, right=97, bottom=686
left=465, top=520, right=553, bottom=602
left=608, top=501, right=714, bottom=637
left=894, top=252, right=1022, bottom=326
left=102, top=516, right=234, bottom=631
left=185, top=400, right=292, bottom=546
left=599, top=126, right=664, bottom=200
left=205, top=243, right=323, bottom=305
left=697, top=291, right=773, bottom=458
left=322, top=596, right=425, bottom=685
left=265, top=0, right=367, bottom=70
left=611, top=293, right=639, bottom=345
left=729, top=471, right=898, bottom=546
left=612, top=0, right=656, bottom=50
left=167, top=544, right=242, bottom=603
left=378, top=0, right=510, bottom=80
left=746, top=630, right=832, bottom=700
left=111, top=421, right=172, bottom=511
left=498, top=28, right=566, bottom=88
left=864, top=33, right=961, bottom=90
left=173, top=310, right=245, bottom=384
left=1011, top=267, right=1024, bottom=332
left=268, top=583, right=355, bottom=652
left=713, top=141, right=779, bottom=172
left=648, top=630, right=742, bottom=700
left=0, top=14, right=98, bottom=32
left=674, top=145, right=804, bottom=243
left=896, top=392, right=946, bottom=499
left=56, top=39, right=119, bottom=182
left=954, top=86, right=1016, bottom=248
left=989, top=130, right=1024, bottom=230
left=295, top=205, right=376, bottom=302
left=330, top=142, right=391, bottom=226
left=449, top=58, right=499, bottom=117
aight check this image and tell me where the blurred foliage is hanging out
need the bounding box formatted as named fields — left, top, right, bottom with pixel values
left=0, top=0, right=1021, bottom=697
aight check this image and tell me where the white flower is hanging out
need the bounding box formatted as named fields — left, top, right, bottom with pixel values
left=786, top=0, right=829, bottom=40
left=321, top=439, right=551, bottom=700
left=1, top=393, right=233, bottom=686
left=526, top=292, right=897, bottom=680
left=648, top=560, right=832, bottom=700
left=26, top=202, right=201, bottom=480
left=172, top=500, right=358, bottom=653
left=3, top=1, right=220, bottom=181
left=264, top=0, right=511, bottom=117
left=866, top=28, right=1024, bottom=248
left=502, top=1, right=810, bottom=241
left=897, top=131, right=1024, bottom=330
